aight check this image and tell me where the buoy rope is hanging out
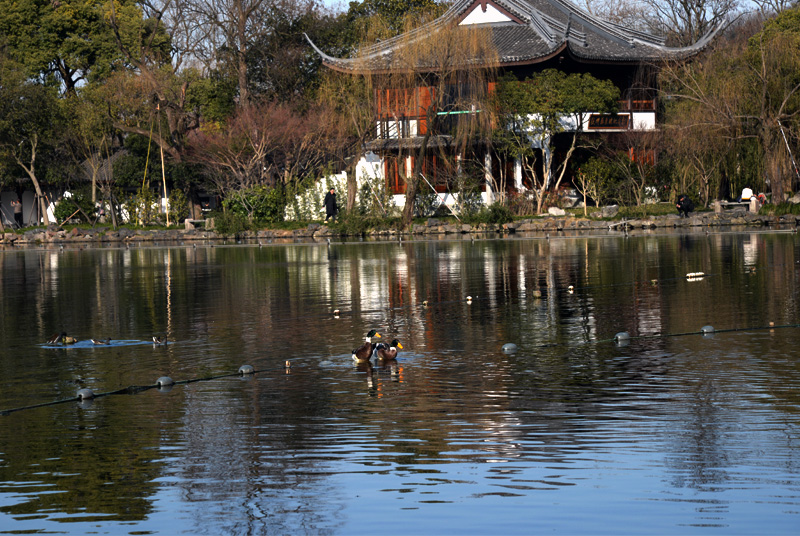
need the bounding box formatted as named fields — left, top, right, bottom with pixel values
left=5, top=322, right=800, bottom=416
left=590, top=322, right=800, bottom=345
left=0, top=364, right=287, bottom=417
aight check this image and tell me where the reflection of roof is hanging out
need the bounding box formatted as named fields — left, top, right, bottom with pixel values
left=306, top=0, right=720, bottom=72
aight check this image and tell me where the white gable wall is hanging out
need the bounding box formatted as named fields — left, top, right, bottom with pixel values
left=459, top=3, right=513, bottom=25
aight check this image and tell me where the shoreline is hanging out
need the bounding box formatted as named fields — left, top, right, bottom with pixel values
left=2, top=211, right=797, bottom=248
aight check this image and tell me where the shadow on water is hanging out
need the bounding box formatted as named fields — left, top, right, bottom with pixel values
left=1, top=230, right=799, bottom=534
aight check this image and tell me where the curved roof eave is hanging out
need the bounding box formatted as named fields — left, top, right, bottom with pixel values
left=305, top=0, right=721, bottom=73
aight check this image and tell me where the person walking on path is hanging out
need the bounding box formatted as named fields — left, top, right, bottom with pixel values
left=324, top=187, right=338, bottom=223
left=11, top=198, right=23, bottom=228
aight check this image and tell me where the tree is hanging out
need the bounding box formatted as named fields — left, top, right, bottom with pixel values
left=63, top=87, right=124, bottom=227
left=345, top=0, right=445, bottom=36
left=491, top=70, right=620, bottom=213
left=183, top=0, right=267, bottom=105
left=581, top=0, right=649, bottom=30
left=103, top=0, right=211, bottom=215
left=0, top=0, right=123, bottom=94
left=350, top=13, right=498, bottom=228
left=187, top=101, right=344, bottom=202
left=0, top=59, right=65, bottom=225
left=246, top=0, right=345, bottom=102
left=660, top=8, right=800, bottom=202
left=583, top=0, right=738, bottom=46
left=662, top=96, right=731, bottom=205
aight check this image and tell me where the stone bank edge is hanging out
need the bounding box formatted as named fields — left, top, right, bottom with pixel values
left=1, top=211, right=796, bottom=246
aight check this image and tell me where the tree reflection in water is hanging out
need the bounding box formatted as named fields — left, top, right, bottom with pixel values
left=0, top=230, right=799, bottom=534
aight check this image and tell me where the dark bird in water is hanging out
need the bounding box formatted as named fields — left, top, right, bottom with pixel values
left=352, top=329, right=381, bottom=362
left=375, top=339, right=403, bottom=362
left=153, top=335, right=168, bottom=345
left=91, top=338, right=111, bottom=345
left=47, top=332, right=77, bottom=344
left=47, top=332, right=66, bottom=344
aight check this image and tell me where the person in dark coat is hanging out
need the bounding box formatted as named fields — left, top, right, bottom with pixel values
left=676, top=194, right=694, bottom=218
left=323, top=187, right=337, bottom=222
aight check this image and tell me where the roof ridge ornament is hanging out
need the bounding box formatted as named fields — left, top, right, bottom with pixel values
left=528, top=9, right=556, bottom=46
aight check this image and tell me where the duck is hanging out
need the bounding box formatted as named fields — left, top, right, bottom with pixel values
left=47, top=332, right=78, bottom=344
left=47, top=332, right=66, bottom=344
left=152, top=335, right=168, bottom=345
left=352, top=329, right=381, bottom=362
left=91, top=338, right=111, bottom=345
left=375, top=339, right=403, bottom=361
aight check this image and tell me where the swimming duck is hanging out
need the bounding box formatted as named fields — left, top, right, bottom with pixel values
left=47, top=332, right=77, bottom=344
left=91, top=338, right=111, bottom=345
left=47, top=332, right=66, bottom=344
left=352, top=329, right=381, bottom=362
left=152, top=335, right=168, bottom=345
left=375, top=339, right=403, bottom=361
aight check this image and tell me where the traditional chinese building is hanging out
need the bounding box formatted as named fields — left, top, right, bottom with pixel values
left=307, top=0, right=717, bottom=207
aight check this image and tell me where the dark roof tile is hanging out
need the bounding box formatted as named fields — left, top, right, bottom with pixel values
left=306, top=0, right=719, bottom=72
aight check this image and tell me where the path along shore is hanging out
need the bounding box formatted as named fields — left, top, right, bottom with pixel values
left=2, top=210, right=797, bottom=247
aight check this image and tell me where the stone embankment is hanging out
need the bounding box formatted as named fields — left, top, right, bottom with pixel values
left=1, top=210, right=797, bottom=247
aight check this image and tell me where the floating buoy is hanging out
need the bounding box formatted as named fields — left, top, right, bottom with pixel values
left=77, top=388, right=95, bottom=400
left=466, top=296, right=472, bottom=303
left=567, top=285, right=574, bottom=294
left=422, top=300, right=428, bottom=307
left=614, top=331, right=630, bottom=343
left=156, top=376, right=174, bottom=387
left=686, top=272, right=705, bottom=281
left=333, top=309, right=340, bottom=318
left=532, top=290, right=542, bottom=299
left=285, top=360, right=292, bottom=370
left=238, top=365, right=255, bottom=375
left=700, top=325, right=715, bottom=334
left=502, top=343, right=518, bottom=354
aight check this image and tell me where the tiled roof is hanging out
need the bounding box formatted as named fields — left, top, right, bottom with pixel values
left=306, top=0, right=719, bottom=72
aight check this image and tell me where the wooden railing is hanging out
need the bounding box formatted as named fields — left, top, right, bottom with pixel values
left=618, top=98, right=656, bottom=111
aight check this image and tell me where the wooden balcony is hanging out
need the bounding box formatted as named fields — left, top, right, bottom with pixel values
left=618, top=98, right=656, bottom=111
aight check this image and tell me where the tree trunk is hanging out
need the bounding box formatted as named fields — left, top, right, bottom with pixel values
left=763, top=126, right=788, bottom=203
left=346, top=164, right=358, bottom=212
left=15, top=135, right=50, bottom=226
left=401, top=126, right=433, bottom=228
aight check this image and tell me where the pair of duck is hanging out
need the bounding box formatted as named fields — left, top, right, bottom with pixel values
left=47, top=332, right=113, bottom=345
left=47, top=333, right=166, bottom=345
left=352, top=330, right=402, bottom=363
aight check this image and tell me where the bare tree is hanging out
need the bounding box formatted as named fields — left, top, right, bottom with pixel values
left=640, top=0, right=739, bottom=46
left=180, top=0, right=267, bottom=104
left=751, top=0, right=797, bottom=17
left=581, top=0, right=649, bottom=30
left=187, top=101, right=343, bottom=200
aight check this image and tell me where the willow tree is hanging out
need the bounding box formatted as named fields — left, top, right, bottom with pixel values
left=661, top=9, right=800, bottom=202
left=346, top=13, right=498, bottom=227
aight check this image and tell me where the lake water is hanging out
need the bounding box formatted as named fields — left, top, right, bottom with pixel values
left=1, top=229, right=799, bottom=535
